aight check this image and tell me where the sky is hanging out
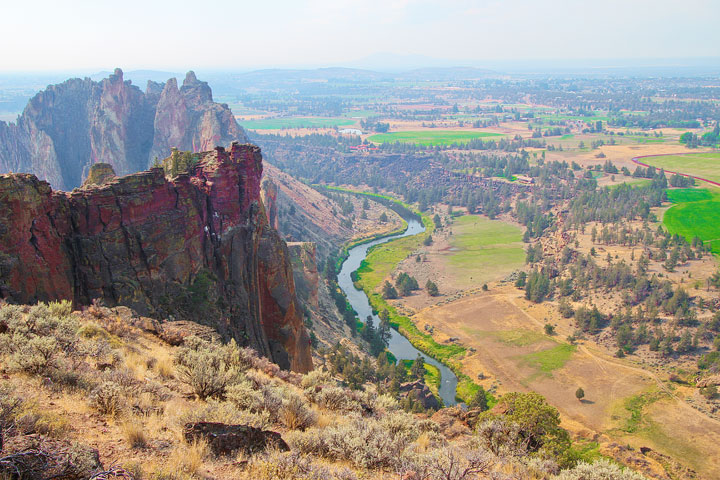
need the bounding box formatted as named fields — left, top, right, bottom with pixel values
left=2, top=0, right=719, bottom=72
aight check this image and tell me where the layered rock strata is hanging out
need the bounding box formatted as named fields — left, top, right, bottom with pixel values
left=0, top=142, right=311, bottom=372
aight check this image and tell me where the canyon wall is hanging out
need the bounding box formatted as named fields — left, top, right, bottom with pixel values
left=0, top=142, right=311, bottom=372
left=0, top=69, right=246, bottom=190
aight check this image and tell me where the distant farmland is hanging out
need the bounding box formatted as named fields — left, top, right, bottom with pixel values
left=664, top=188, right=720, bottom=253
left=239, top=117, right=357, bottom=130
left=641, top=152, right=720, bottom=184
left=368, top=130, right=503, bottom=146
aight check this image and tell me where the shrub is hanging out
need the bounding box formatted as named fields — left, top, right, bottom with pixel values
left=174, top=336, right=246, bottom=399
left=399, top=445, right=493, bottom=480
left=301, top=369, right=333, bottom=390
left=10, top=336, right=58, bottom=374
left=226, top=379, right=265, bottom=412
left=280, top=394, right=317, bottom=430
left=287, top=412, right=420, bottom=469
left=177, top=399, right=272, bottom=430
left=122, top=417, right=148, bottom=448
left=314, top=386, right=352, bottom=412
left=89, top=381, right=125, bottom=416
left=248, top=450, right=357, bottom=480
left=47, top=300, right=73, bottom=319
left=553, top=459, right=647, bottom=480
left=372, top=394, right=401, bottom=414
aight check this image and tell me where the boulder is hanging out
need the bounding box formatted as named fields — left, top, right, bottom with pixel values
left=158, top=320, right=221, bottom=346
left=2, top=434, right=102, bottom=480
left=183, top=422, right=288, bottom=456
left=696, top=375, right=720, bottom=388
left=399, top=379, right=441, bottom=410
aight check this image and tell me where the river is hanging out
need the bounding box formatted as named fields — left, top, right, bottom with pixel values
left=337, top=216, right=459, bottom=406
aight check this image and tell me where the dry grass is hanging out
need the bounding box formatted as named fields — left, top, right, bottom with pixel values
left=121, top=416, right=148, bottom=448
left=171, top=439, right=210, bottom=477
left=154, top=355, right=175, bottom=379
left=124, top=349, right=150, bottom=379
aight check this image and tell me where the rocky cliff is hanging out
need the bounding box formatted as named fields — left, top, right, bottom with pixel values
left=0, top=69, right=246, bottom=190
left=0, top=142, right=311, bottom=372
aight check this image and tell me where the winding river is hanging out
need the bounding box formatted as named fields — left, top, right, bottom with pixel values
left=337, top=216, right=459, bottom=406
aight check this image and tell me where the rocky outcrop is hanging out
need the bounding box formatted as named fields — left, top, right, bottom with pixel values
left=287, top=242, right=319, bottom=308
left=82, top=163, right=116, bottom=187
left=183, top=422, right=289, bottom=456
left=0, top=69, right=246, bottom=190
left=399, top=380, right=441, bottom=410
left=0, top=142, right=311, bottom=372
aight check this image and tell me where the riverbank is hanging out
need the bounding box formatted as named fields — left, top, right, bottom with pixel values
left=330, top=187, right=485, bottom=404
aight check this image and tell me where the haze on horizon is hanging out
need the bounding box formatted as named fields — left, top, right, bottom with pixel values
left=2, top=0, right=719, bottom=72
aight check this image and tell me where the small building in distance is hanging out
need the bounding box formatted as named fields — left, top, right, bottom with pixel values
left=516, top=175, right=534, bottom=185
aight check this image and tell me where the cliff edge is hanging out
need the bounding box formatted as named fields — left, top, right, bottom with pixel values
left=0, top=142, right=311, bottom=372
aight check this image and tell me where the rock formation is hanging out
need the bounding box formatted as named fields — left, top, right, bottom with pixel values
left=0, top=142, right=311, bottom=372
left=183, top=422, right=289, bottom=456
left=0, top=69, right=246, bottom=190
left=287, top=242, right=319, bottom=308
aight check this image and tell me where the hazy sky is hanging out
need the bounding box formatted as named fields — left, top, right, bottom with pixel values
left=2, top=0, right=718, bottom=71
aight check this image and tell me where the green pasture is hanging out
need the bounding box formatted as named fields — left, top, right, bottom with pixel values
left=343, top=110, right=378, bottom=118
left=663, top=188, right=720, bottom=253
left=642, top=152, right=720, bottom=184
left=239, top=117, right=357, bottom=130
left=368, top=130, right=503, bottom=146
left=519, top=344, right=576, bottom=381
left=446, top=215, right=525, bottom=285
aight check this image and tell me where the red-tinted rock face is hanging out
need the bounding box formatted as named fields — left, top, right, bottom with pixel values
left=0, top=143, right=311, bottom=373
left=0, top=69, right=246, bottom=190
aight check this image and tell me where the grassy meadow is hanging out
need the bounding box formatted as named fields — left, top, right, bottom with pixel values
left=445, top=215, right=525, bottom=287
left=643, top=152, right=720, bottom=184
left=239, top=117, right=357, bottom=130
left=664, top=188, right=720, bottom=253
left=368, top=130, right=503, bottom=146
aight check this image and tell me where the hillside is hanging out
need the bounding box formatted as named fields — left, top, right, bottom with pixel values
left=0, top=301, right=651, bottom=480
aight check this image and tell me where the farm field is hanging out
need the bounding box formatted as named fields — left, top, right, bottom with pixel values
left=445, top=215, right=525, bottom=286
left=411, top=286, right=720, bottom=477
left=392, top=214, right=525, bottom=313
left=641, top=151, right=720, bottom=184
left=239, top=116, right=357, bottom=130
left=664, top=188, right=720, bottom=253
left=368, top=130, right=503, bottom=146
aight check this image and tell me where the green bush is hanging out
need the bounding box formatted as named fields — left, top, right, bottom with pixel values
left=174, top=336, right=248, bottom=399
left=287, top=412, right=420, bottom=470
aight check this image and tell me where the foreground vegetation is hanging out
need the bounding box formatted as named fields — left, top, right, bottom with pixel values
left=0, top=301, right=648, bottom=480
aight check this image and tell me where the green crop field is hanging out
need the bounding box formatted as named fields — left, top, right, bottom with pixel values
left=642, top=152, right=720, bottom=184
left=342, top=110, right=377, bottom=118
left=445, top=215, right=525, bottom=285
left=368, top=130, right=503, bottom=146
left=239, top=117, right=357, bottom=130
left=538, top=113, right=610, bottom=123
left=664, top=188, right=720, bottom=253
left=519, top=344, right=576, bottom=380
